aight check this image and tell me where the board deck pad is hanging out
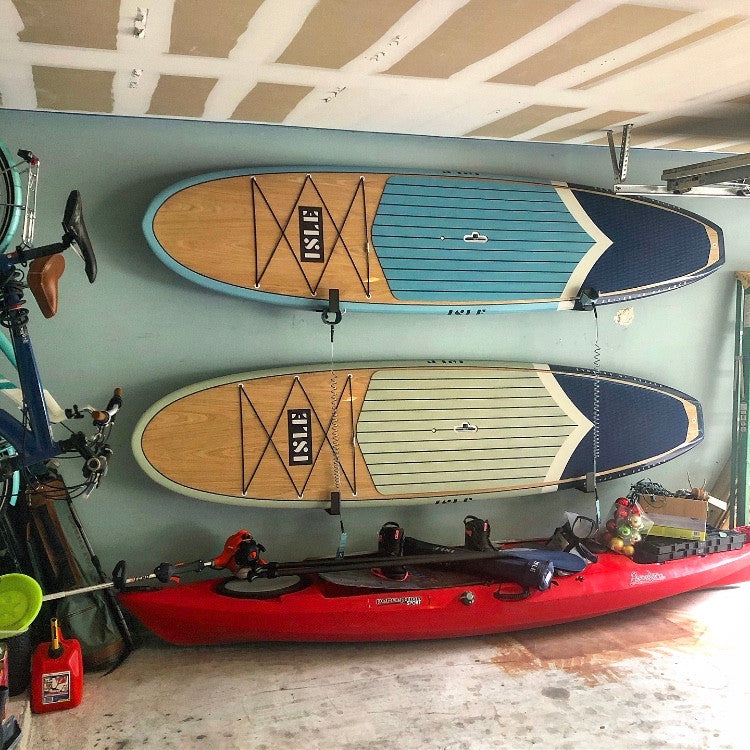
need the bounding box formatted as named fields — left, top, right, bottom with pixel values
left=143, top=169, right=723, bottom=314
left=132, top=361, right=702, bottom=507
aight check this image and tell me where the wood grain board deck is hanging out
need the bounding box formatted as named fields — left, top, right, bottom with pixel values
left=143, top=168, right=723, bottom=314
left=132, top=361, right=702, bottom=507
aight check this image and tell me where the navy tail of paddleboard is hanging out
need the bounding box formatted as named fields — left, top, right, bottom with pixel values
left=554, top=366, right=702, bottom=482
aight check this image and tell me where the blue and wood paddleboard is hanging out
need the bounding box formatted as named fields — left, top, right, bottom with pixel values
left=132, top=360, right=702, bottom=507
left=143, top=169, right=723, bottom=314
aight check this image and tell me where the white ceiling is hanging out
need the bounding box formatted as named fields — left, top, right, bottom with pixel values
left=2, top=0, right=750, bottom=151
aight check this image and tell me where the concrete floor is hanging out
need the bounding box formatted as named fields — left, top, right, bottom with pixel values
left=7, top=581, right=750, bottom=750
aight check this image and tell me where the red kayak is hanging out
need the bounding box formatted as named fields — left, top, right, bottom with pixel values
left=119, top=540, right=750, bottom=646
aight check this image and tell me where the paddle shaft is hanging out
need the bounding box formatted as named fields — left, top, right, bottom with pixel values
left=251, top=548, right=534, bottom=579
left=43, top=546, right=567, bottom=599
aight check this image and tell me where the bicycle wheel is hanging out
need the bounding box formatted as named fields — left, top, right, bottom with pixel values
left=0, top=439, right=21, bottom=569
left=0, top=139, right=21, bottom=253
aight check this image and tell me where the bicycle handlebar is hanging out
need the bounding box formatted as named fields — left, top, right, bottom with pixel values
left=91, top=387, right=122, bottom=426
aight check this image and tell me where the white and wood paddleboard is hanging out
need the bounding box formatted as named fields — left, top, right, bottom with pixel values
left=132, top=361, right=702, bottom=507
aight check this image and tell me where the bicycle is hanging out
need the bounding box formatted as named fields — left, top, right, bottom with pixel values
left=0, top=138, right=121, bottom=504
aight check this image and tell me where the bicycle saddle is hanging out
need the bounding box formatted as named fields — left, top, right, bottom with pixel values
left=29, top=253, right=65, bottom=318
left=62, top=190, right=97, bottom=283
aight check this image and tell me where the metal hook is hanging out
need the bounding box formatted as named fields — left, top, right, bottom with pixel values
left=321, top=288, right=342, bottom=342
left=577, top=287, right=600, bottom=312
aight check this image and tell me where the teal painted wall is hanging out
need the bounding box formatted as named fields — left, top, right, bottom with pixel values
left=0, top=109, right=744, bottom=572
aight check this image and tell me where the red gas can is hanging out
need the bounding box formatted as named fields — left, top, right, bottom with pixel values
left=30, top=619, right=83, bottom=714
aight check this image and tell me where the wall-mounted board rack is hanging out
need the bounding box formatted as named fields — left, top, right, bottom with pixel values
left=607, top=124, right=750, bottom=197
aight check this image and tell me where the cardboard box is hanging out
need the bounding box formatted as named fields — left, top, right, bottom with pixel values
left=638, top=493, right=708, bottom=541
left=706, top=494, right=729, bottom=529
